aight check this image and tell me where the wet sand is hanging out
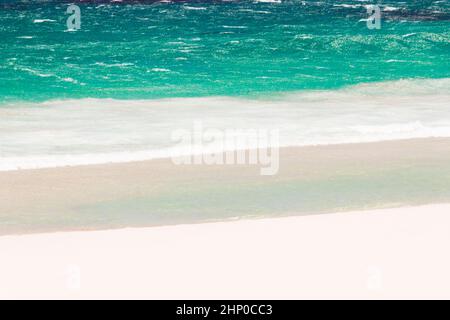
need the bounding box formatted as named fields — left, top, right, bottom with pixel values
left=1, top=138, right=450, bottom=235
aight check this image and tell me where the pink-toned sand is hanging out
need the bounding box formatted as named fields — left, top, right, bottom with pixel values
left=1, top=203, right=449, bottom=299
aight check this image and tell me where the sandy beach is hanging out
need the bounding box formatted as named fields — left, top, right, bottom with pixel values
left=1, top=138, right=450, bottom=235
left=1, top=138, right=450, bottom=299
left=1, top=203, right=450, bottom=299
left=2, top=0, right=449, bottom=301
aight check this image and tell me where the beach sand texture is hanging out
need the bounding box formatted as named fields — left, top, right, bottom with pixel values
left=1, top=138, right=450, bottom=235
left=1, top=203, right=449, bottom=299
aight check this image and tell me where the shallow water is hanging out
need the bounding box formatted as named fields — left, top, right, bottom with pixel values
left=2, top=139, right=450, bottom=235
left=1, top=1, right=450, bottom=170
left=1, top=1, right=450, bottom=235
left=0, top=78, right=449, bottom=170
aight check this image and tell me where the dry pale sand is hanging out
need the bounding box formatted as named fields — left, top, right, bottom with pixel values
left=1, top=138, right=450, bottom=235
left=1, top=139, right=450, bottom=299
left=0, top=203, right=450, bottom=299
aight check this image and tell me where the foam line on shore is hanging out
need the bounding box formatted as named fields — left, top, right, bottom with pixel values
left=1, top=78, right=450, bottom=171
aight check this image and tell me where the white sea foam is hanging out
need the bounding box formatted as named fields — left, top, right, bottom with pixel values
left=383, top=6, right=399, bottom=12
left=183, top=6, right=207, bottom=10
left=33, top=19, right=56, bottom=23
left=150, top=68, right=171, bottom=72
left=333, top=4, right=362, bottom=9
left=1, top=78, right=450, bottom=171
left=253, top=0, right=282, bottom=3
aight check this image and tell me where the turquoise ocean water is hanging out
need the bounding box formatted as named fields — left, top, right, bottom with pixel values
left=1, top=0, right=449, bottom=102
left=0, top=1, right=449, bottom=170
left=1, top=1, right=450, bottom=233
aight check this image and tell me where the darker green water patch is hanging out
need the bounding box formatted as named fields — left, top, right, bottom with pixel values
left=2, top=163, right=446, bottom=235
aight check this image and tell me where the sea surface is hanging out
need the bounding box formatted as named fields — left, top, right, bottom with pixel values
left=0, top=0, right=450, bottom=170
